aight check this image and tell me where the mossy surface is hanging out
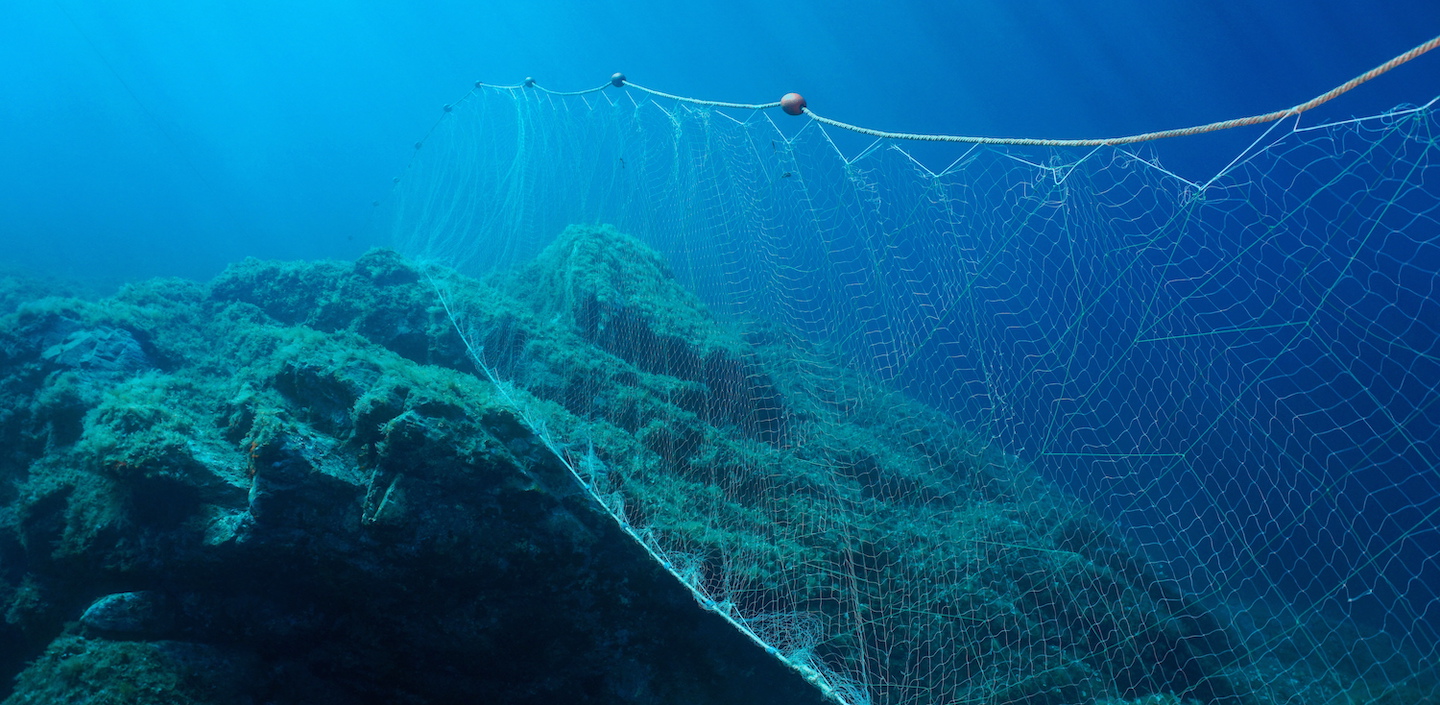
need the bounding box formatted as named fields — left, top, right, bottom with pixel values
left=5, top=635, right=254, bottom=705
left=0, top=228, right=1421, bottom=705
left=0, top=244, right=830, bottom=705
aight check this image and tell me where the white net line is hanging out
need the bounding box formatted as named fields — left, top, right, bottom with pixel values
left=388, top=86, right=1440, bottom=704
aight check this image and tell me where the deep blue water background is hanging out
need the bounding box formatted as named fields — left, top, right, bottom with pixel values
left=3, top=0, right=1437, bottom=282
left=4, top=0, right=1440, bottom=662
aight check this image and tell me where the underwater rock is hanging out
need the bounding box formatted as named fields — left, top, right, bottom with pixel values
left=78, top=591, right=171, bottom=637
left=3, top=635, right=258, bottom=705
left=0, top=245, right=832, bottom=705
left=509, top=225, right=789, bottom=442
left=0, top=232, right=1332, bottom=705
left=40, top=326, right=151, bottom=377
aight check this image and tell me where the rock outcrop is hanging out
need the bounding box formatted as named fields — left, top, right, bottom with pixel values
left=0, top=226, right=1272, bottom=705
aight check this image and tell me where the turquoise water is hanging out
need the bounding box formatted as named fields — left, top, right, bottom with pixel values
left=2, top=1, right=1436, bottom=280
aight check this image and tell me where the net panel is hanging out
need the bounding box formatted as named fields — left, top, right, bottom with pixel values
left=388, top=85, right=1440, bottom=704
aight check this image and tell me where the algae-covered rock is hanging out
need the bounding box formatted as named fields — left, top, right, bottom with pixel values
left=0, top=239, right=830, bottom=705
left=5, top=635, right=256, bottom=705
left=504, top=224, right=788, bottom=441
left=0, top=226, right=1363, bottom=705
left=78, top=591, right=171, bottom=637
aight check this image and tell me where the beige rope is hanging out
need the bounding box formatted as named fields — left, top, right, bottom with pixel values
left=484, top=33, right=1438, bottom=146
left=507, top=78, right=779, bottom=108
left=622, top=81, right=782, bottom=111
left=535, top=83, right=609, bottom=97
left=802, top=33, right=1440, bottom=146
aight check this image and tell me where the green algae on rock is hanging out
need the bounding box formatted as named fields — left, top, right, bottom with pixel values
left=0, top=225, right=1386, bottom=705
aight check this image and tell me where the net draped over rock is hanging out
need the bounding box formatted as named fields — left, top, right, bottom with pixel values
left=385, top=84, right=1440, bottom=705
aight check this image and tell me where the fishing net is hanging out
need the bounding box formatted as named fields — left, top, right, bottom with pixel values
left=385, top=78, right=1439, bottom=704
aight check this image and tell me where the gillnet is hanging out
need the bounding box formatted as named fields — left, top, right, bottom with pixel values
left=385, top=61, right=1440, bottom=705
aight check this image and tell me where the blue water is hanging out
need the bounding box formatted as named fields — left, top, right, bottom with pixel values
left=4, top=0, right=1440, bottom=671
left=0, top=5, right=1438, bottom=703
left=2, top=0, right=1436, bottom=283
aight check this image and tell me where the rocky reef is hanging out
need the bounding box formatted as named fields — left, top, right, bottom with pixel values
left=0, top=224, right=1352, bottom=704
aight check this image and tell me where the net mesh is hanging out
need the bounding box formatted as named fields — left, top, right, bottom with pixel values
left=387, top=85, right=1440, bottom=704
